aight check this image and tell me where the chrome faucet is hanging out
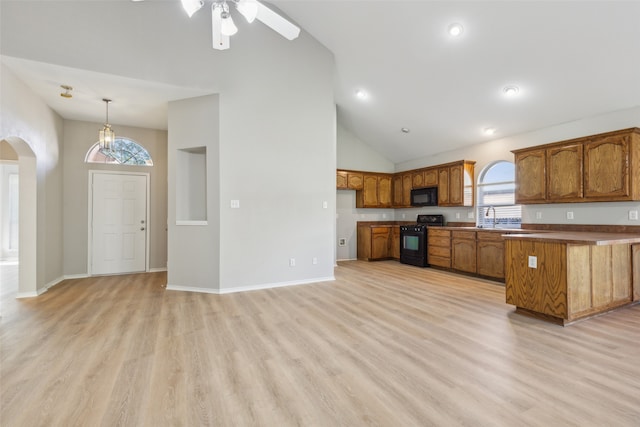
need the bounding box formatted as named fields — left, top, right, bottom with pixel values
left=485, top=206, right=496, bottom=228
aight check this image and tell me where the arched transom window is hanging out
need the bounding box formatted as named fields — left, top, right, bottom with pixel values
left=476, top=160, right=521, bottom=228
left=85, top=137, right=153, bottom=166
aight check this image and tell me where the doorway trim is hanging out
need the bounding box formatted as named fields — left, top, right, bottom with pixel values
left=87, top=170, right=150, bottom=276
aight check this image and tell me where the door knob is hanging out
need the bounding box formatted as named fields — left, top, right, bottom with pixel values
left=140, top=227, right=145, bottom=231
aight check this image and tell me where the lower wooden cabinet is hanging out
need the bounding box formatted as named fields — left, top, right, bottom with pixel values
left=452, top=230, right=476, bottom=273
left=476, top=232, right=505, bottom=279
left=357, top=224, right=399, bottom=261
left=427, top=229, right=451, bottom=268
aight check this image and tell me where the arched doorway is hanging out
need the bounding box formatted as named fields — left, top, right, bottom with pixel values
left=0, top=137, right=38, bottom=297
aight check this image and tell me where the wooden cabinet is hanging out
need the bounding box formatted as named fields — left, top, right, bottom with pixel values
left=428, top=229, right=451, bottom=268
left=514, top=149, right=546, bottom=203
left=505, top=236, right=635, bottom=324
left=336, top=170, right=364, bottom=190
left=357, top=224, right=397, bottom=261
left=437, top=168, right=449, bottom=206
left=423, top=168, right=438, bottom=187
left=392, top=173, right=412, bottom=208
left=451, top=230, right=476, bottom=273
left=547, top=143, right=583, bottom=201
left=513, top=127, right=640, bottom=204
left=584, top=132, right=636, bottom=200
left=391, top=226, right=400, bottom=259
left=476, top=231, right=505, bottom=279
left=438, top=161, right=475, bottom=207
left=356, top=173, right=392, bottom=208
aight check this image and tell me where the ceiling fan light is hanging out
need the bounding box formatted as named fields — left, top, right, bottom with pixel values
left=221, top=11, right=238, bottom=36
left=181, top=0, right=204, bottom=18
left=236, top=0, right=258, bottom=23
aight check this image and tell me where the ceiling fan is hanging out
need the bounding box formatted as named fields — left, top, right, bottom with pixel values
left=181, top=0, right=300, bottom=50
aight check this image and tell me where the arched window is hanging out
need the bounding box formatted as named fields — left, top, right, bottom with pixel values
left=85, top=137, right=153, bottom=166
left=476, top=161, right=521, bottom=228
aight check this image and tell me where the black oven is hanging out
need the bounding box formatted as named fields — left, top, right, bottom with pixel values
left=400, top=214, right=444, bottom=267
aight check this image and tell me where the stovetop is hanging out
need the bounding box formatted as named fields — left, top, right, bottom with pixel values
left=416, top=214, right=445, bottom=226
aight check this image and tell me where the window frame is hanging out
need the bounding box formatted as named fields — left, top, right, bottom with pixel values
left=476, top=160, right=521, bottom=228
left=85, top=137, right=154, bottom=166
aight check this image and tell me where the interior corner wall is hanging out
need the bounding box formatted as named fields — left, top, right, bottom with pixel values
left=62, top=120, right=168, bottom=275
left=167, top=94, right=220, bottom=291
left=0, top=63, right=64, bottom=293
left=337, top=123, right=395, bottom=173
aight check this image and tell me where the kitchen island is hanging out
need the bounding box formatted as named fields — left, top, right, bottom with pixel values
left=504, top=232, right=640, bottom=325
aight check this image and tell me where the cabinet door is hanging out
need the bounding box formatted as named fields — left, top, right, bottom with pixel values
left=584, top=134, right=630, bottom=199
left=412, top=171, right=424, bottom=188
left=515, top=149, right=546, bottom=203
left=424, top=168, right=438, bottom=187
left=452, top=235, right=477, bottom=273
left=337, top=171, right=348, bottom=189
left=392, top=175, right=404, bottom=207
left=362, top=175, right=379, bottom=207
left=378, top=175, right=392, bottom=207
left=347, top=173, right=364, bottom=190
left=547, top=144, right=583, bottom=201
left=477, top=234, right=505, bottom=279
left=391, top=226, right=400, bottom=259
left=438, top=168, right=450, bottom=205
left=402, top=174, right=413, bottom=207
left=449, top=164, right=463, bottom=206
left=371, top=227, right=391, bottom=259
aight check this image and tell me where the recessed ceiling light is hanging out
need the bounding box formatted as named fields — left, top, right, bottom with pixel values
left=483, top=127, right=496, bottom=136
left=503, top=85, right=520, bottom=97
left=448, top=23, right=464, bottom=37
left=401, top=127, right=410, bottom=133
left=355, top=89, right=368, bottom=100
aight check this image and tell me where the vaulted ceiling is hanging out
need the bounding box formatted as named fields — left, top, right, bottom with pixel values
left=2, top=1, right=639, bottom=163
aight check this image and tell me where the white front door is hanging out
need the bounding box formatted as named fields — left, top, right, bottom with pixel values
left=91, top=172, right=148, bottom=275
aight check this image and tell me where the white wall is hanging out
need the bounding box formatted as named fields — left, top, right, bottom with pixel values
left=0, top=64, right=64, bottom=294
left=167, top=95, right=220, bottom=291
left=62, top=120, right=168, bottom=275
left=337, top=123, right=395, bottom=172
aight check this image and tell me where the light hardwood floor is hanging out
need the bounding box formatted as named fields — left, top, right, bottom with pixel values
left=1, top=261, right=639, bottom=426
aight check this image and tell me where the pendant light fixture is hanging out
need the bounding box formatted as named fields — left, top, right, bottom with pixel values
left=99, top=98, right=115, bottom=151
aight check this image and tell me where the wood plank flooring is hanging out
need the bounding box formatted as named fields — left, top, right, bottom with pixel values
left=1, top=261, right=640, bottom=426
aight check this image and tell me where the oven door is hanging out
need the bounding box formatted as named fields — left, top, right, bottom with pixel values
left=399, top=227, right=428, bottom=267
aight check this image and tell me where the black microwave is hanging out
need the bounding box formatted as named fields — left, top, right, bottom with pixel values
left=411, top=186, right=438, bottom=206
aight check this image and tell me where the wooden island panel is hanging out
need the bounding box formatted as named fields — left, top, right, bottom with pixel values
left=505, top=235, right=636, bottom=324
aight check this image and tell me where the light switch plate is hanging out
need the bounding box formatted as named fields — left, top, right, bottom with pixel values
left=230, top=200, right=240, bottom=208
left=566, top=211, right=574, bottom=220
left=629, top=210, right=638, bottom=220
left=536, top=211, right=543, bottom=220
left=528, top=256, right=537, bottom=269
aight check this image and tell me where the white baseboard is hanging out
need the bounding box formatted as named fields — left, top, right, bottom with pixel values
left=149, top=267, right=167, bottom=273
left=166, top=276, right=336, bottom=295
left=336, top=258, right=357, bottom=262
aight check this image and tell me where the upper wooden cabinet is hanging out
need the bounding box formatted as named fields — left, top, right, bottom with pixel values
left=513, top=128, right=640, bottom=204
left=337, top=170, right=364, bottom=190
left=338, top=159, right=475, bottom=208
left=356, top=173, right=392, bottom=208
left=439, top=161, right=475, bottom=207
left=514, top=149, right=546, bottom=203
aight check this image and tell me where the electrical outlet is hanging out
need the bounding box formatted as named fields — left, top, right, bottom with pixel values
left=528, top=256, right=537, bottom=269
left=312, top=257, right=318, bottom=265
left=467, top=211, right=474, bottom=219
left=289, top=258, right=296, bottom=267
left=536, top=211, right=543, bottom=220
left=338, top=238, right=346, bottom=247
left=230, top=200, right=240, bottom=209
left=322, top=201, right=328, bottom=209
left=456, top=212, right=461, bottom=219
left=566, top=211, right=574, bottom=220
left=629, top=210, right=639, bottom=220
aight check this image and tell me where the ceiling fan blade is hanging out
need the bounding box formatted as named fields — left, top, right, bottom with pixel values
left=255, top=1, right=300, bottom=41
left=212, top=4, right=230, bottom=50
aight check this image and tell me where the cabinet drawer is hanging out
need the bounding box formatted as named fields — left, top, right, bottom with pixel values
left=452, top=230, right=476, bottom=240
left=476, top=231, right=504, bottom=242
left=429, top=246, right=451, bottom=258
left=429, top=229, right=451, bottom=238
left=428, top=236, right=451, bottom=248
left=429, top=256, right=451, bottom=268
